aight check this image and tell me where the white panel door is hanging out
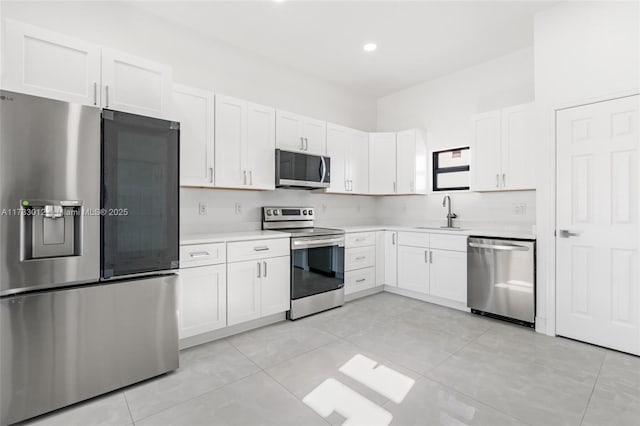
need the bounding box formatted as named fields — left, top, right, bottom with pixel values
left=101, top=48, right=172, bottom=118
left=349, top=129, right=370, bottom=194
left=396, top=129, right=417, bottom=194
left=303, top=117, right=327, bottom=155
left=172, top=85, right=214, bottom=187
left=247, top=102, right=276, bottom=190
left=326, top=124, right=349, bottom=193
left=2, top=20, right=101, bottom=106
left=397, top=245, right=429, bottom=294
left=369, top=132, right=397, bottom=194
left=260, top=256, right=290, bottom=316
left=177, top=264, right=226, bottom=339
left=429, top=249, right=467, bottom=303
left=215, top=95, right=248, bottom=188
left=502, top=104, right=535, bottom=190
left=227, top=260, right=261, bottom=326
left=556, top=95, right=639, bottom=355
left=471, top=111, right=502, bottom=191
left=275, top=110, right=305, bottom=153
left=384, top=232, right=398, bottom=287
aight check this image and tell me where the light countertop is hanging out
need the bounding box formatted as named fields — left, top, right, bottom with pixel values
left=338, top=225, right=536, bottom=240
left=181, top=230, right=290, bottom=245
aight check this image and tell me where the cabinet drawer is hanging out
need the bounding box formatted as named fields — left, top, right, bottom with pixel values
left=180, top=243, right=226, bottom=268
left=345, top=246, right=376, bottom=271
left=397, top=232, right=429, bottom=248
left=429, top=234, right=467, bottom=252
left=227, top=238, right=289, bottom=263
left=346, top=232, right=376, bottom=248
left=345, top=267, right=376, bottom=295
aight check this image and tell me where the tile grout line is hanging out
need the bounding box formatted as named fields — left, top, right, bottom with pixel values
left=122, top=391, right=135, bottom=426
left=578, top=350, right=607, bottom=426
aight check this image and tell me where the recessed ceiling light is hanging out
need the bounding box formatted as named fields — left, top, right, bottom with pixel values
left=363, top=43, right=377, bottom=53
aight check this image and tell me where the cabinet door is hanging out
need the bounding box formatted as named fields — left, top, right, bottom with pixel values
left=2, top=20, right=101, bottom=106
left=172, top=85, right=215, bottom=187
left=384, top=232, right=398, bottom=287
left=215, top=95, right=248, bottom=188
left=247, top=102, right=276, bottom=190
left=260, top=256, right=291, bottom=316
left=397, top=245, right=429, bottom=294
left=326, top=124, right=349, bottom=193
left=501, top=104, right=535, bottom=190
left=396, top=130, right=417, bottom=194
left=375, top=231, right=386, bottom=286
left=303, top=117, right=327, bottom=155
left=345, top=267, right=376, bottom=295
left=429, top=249, right=467, bottom=303
left=349, top=129, right=370, bottom=194
left=101, top=48, right=173, bottom=118
left=369, top=132, right=397, bottom=194
left=178, top=264, right=226, bottom=339
left=275, top=110, right=305, bottom=152
left=470, top=111, right=502, bottom=191
left=227, top=260, right=261, bottom=326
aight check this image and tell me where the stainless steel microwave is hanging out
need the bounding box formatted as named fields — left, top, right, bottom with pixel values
left=275, top=149, right=331, bottom=189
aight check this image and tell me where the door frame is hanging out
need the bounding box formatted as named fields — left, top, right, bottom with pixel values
left=543, top=89, right=640, bottom=337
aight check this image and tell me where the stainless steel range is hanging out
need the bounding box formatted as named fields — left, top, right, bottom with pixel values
left=262, top=207, right=345, bottom=319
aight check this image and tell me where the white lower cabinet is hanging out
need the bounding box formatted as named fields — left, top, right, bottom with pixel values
left=178, top=263, right=226, bottom=339
left=397, top=245, right=429, bottom=293
left=429, top=249, right=467, bottom=303
left=345, top=267, right=376, bottom=295
left=227, top=252, right=290, bottom=326
left=344, top=231, right=377, bottom=296
left=384, top=231, right=398, bottom=287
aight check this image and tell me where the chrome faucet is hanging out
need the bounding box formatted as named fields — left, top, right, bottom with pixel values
left=442, top=195, right=458, bottom=228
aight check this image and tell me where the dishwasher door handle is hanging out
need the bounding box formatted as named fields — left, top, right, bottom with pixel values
left=469, top=242, right=530, bottom=251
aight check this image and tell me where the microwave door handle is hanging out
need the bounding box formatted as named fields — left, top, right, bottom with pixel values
left=320, top=156, right=326, bottom=183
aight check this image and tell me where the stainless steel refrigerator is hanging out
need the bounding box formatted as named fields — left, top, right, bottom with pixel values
left=0, top=91, right=180, bottom=425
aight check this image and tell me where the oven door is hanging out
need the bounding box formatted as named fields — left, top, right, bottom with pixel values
left=291, top=236, right=344, bottom=299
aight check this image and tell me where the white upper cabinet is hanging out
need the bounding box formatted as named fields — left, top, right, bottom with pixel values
left=101, top=48, right=173, bottom=119
left=326, top=124, right=369, bottom=194
left=172, top=84, right=215, bottom=187
left=369, top=132, right=397, bottom=194
left=215, top=95, right=275, bottom=190
left=246, top=102, right=276, bottom=190
left=2, top=20, right=173, bottom=118
left=396, top=129, right=427, bottom=194
left=2, top=19, right=101, bottom=106
left=276, top=109, right=326, bottom=155
left=471, top=104, right=535, bottom=191
left=215, top=95, right=247, bottom=188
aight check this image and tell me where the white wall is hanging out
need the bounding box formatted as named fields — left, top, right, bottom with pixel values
left=533, top=1, right=640, bottom=335
left=375, top=47, right=536, bottom=231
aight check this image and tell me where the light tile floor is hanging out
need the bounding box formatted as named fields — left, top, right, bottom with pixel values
left=20, top=293, right=640, bottom=426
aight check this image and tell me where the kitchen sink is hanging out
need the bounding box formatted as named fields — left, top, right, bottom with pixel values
left=415, top=226, right=465, bottom=231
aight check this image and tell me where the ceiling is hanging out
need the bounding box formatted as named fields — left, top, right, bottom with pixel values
left=132, top=1, right=558, bottom=98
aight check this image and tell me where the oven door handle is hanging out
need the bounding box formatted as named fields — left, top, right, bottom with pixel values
left=292, top=237, right=345, bottom=250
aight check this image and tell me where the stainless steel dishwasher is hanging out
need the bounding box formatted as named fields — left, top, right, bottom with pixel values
left=467, top=237, right=536, bottom=327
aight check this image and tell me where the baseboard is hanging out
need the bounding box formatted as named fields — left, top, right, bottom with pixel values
left=345, top=285, right=385, bottom=302
left=383, top=285, right=470, bottom=312
left=179, top=312, right=286, bottom=350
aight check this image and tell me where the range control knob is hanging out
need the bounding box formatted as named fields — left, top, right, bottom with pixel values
left=308, top=209, right=314, bottom=216
left=273, top=210, right=279, bottom=216
left=302, top=210, right=308, bottom=215
left=266, top=209, right=272, bottom=216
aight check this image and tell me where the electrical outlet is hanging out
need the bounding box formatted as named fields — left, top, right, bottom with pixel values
left=235, top=202, right=242, bottom=215
left=198, top=202, right=207, bottom=215
left=512, top=203, right=527, bottom=216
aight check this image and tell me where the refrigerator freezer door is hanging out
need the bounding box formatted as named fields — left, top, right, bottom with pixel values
left=0, top=91, right=100, bottom=295
left=0, top=275, right=179, bottom=425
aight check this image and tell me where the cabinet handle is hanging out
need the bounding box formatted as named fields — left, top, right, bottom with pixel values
left=243, top=170, right=247, bottom=185
left=105, top=85, right=109, bottom=108
left=496, top=174, right=499, bottom=188
left=253, top=246, right=269, bottom=251
left=356, top=278, right=366, bottom=283
left=410, top=181, right=414, bottom=192
left=304, top=137, right=309, bottom=151
left=424, top=250, right=428, bottom=263
left=249, top=170, right=253, bottom=185
left=392, top=233, right=396, bottom=245
left=429, top=251, right=433, bottom=264
left=393, top=182, right=397, bottom=193
left=355, top=256, right=366, bottom=260
left=300, top=136, right=304, bottom=150
left=502, top=173, right=506, bottom=187
left=189, top=251, right=210, bottom=258
left=257, top=262, right=261, bottom=278
left=350, top=180, right=353, bottom=191
left=93, top=82, right=97, bottom=106
left=263, top=261, right=267, bottom=277
left=209, top=167, right=214, bottom=183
